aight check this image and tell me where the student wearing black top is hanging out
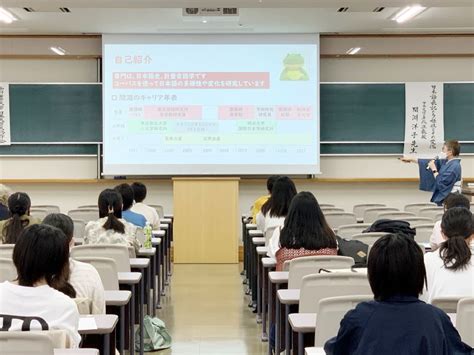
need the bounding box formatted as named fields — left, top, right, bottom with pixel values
left=325, top=233, right=472, bottom=355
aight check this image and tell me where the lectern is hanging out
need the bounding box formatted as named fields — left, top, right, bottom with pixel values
left=172, top=177, right=239, bottom=263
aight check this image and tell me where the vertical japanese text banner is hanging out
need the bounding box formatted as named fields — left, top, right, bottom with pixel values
left=404, top=82, right=444, bottom=158
left=0, top=83, right=11, bottom=146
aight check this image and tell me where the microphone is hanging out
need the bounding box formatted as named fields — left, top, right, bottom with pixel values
left=426, top=156, right=439, bottom=170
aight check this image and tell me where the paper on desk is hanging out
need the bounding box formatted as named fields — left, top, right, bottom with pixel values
left=79, top=317, right=98, bottom=331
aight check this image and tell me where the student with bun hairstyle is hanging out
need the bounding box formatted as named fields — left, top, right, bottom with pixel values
left=0, top=192, right=40, bottom=244
left=0, top=224, right=81, bottom=347
left=422, top=207, right=474, bottom=303
left=430, top=193, right=470, bottom=250
left=84, top=188, right=140, bottom=253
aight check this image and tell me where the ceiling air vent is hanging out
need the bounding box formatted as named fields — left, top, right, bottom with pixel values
left=23, top=7, right=35, bottom=12
left=337, top=7, right=349, bottom=13
left=373, top=7, right=385, bottom=12
left=59, top=8, right=71, bottom=13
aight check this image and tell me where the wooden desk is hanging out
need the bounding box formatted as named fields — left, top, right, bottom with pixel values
left=105, top=290, right=131, bottom=355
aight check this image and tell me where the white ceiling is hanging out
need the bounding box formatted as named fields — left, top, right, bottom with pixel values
left=1, top=0, right=473, bottom=34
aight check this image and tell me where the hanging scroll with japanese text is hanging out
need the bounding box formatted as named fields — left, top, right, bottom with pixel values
left=0, top=83, right=11, bottom=146
left=404, top=82, right=444, bottom=158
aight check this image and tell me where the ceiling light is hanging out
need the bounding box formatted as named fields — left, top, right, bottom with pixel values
left=346, top=47, right=361, bottom=55
left=202, top=19, right=208, bottom=23
left=391, top=5, right=426, bottom=23
left=50, top=46, right=67, bottom=55
left=0, top=7, right=18, bottom=24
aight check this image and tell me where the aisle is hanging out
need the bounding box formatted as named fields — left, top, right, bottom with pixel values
left=155, top=264, right=267, bottom=355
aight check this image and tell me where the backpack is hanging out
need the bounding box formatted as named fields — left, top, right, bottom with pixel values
left=135, top=315, right=172, bottom=351
left=336, top=236, right=368, bottom=267
left=364, top=219, right=416, bottom=239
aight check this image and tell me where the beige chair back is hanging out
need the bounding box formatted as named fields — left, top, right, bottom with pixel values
left=319, top=204, right=336, bottom=208
left=0, top=257, right=16, bottom=282
left=457, top=297, right=474, bottom=347
left=419, top=207, right=444, bottom=221
left=434, top=212, right=444, bottom=222
left=324, top=213, right=357, bottom=229
left=0, top=332, right=54, bottom=355
left=432, top=296, right=460, bottom=313
left=336, top=224, right=371, bottom=238
left=299, top=273, right=371, bottom=313
left=353, top=204, right=386, bottom=221
left=404, top=203, right=436, bottom=214
left=72, top=219, right=86, bottom=244
left=75, top=256, right=119, bottom=290
left=149, top=204, right=164, bottom=219
left=74, top=297, right=93, bottom=315
left=29, top=208, right=49, bottom=222
left=321, top=207, right=345, bottom=213
left=77, top=205, right=99, bottom=209
left=314, top=295, right=373, bottom=346
left=67, top=209, right=99, bottom=223
left=71, top=244, right=130, bottom=272
left=351, top=232, right=388, bottom=246
left=288, top=255, right=355, bottom=289
left=376, top=211, right=416, bottom=221
left=402, top=217, right=434, bottom=226
left=364, top=207, right=399, bottom=224
left=471, top=203, right=474, bottom=213
left=31, top=205, right=60, bottom=214
left=412, top=223, right=435, bottom=243
left=0, top=245, right=14, bottom=259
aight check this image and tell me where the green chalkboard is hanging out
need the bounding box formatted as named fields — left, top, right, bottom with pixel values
left=320, top=84, right=405, bottom=141
left=2, top=83, right=473, bottom=156
left=9, top=84, right=102, bottom=142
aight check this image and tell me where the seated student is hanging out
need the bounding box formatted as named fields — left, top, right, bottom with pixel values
left=43, top=213, right=106, bottom=314
left=430, top=193, right=470, bottom=250
left=0, top=184, right=11, bottom=221
left=84, top=189, right=140, bottom=253
left=269, top=192, right=338, bottom=270
left=324, top=233, right=472, bottom=355
left=130, top=182, right=160, bottom=229
left=255, top=176, right=297, bottom=236
left=249, top=175, right=279, bottom=224
left=422, top=207, right=473, bottom=304
left=115, top=183, right=147, bottom=228
left=0, top=224, right=81, bottom=347
left=0, top=192, right=40, bottom=244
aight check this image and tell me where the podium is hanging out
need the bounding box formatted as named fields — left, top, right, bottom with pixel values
left=172, top=177, right=239, bottom=263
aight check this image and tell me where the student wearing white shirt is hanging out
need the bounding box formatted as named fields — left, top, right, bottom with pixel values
left=43, top=213, right=105, bottom=315
left=429, top=193, right=470, bottom=250
left=131, top=182, right=160, bottom=229
left=0, top=224, right=81, bottom=347
left=422, top=207, right=474, bottom=304
left=255, top=176, right=296, bottom=242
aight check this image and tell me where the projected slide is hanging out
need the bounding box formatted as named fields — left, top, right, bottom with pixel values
left=103, top=35, right=320, bottom=175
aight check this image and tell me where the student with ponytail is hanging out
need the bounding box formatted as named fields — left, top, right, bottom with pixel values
left=0, top=192, right=40, bottom=244
left=421, top=207, right=474, bottom=303
left=83, top=189, right=141, bottom=253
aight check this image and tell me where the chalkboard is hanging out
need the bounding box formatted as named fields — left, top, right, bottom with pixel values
left=2, top=83, right=473, bottom=155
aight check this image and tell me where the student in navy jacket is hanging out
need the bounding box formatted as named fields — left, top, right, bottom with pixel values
left=324, top=233, right=473, bottom=355
left=401, top=140, right=462, bottom=206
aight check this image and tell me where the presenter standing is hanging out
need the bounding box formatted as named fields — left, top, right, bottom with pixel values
left=401, top=140, right=462, bottom=206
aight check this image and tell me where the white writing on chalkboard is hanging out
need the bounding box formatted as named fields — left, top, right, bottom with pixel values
left=0, top=83, right=11, bottom=146
left=404, top=82, right=444, bottom=158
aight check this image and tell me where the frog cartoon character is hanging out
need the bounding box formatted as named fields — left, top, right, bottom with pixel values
left=280, top=53, right=309, bottom=81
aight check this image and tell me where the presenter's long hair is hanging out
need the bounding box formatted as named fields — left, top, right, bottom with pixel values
left=261, top=176, right=297, bottom=218
left=98, top=189, right=125, bottom=234
left=279, top=192, right=337, bottom=250
left=439, top=207, right=473, bottom=271
left=2, top=192, right=32, bottom=244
